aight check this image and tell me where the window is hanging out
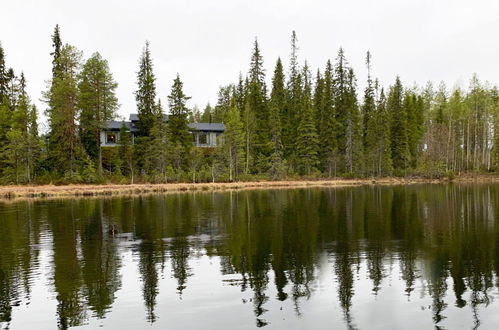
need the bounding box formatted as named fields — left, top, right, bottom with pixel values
left=199, top=133, right=208, bottom=145
left=106, top=133, right=117, bottom=144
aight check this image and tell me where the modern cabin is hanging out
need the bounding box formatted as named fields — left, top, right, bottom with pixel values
left=100, top=114, right=224, bottom=147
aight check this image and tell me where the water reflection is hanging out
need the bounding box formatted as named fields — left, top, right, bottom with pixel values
left=0, top=184, right=498, bottom=329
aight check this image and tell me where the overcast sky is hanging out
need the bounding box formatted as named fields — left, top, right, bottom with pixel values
left=1, top=0, right=498, bottom=124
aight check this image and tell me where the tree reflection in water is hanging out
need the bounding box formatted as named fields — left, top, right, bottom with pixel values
left=0, top=184, right=497, bottom=329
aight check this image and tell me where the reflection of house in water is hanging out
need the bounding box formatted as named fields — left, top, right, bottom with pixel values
left=100, top=114, right=224, bottom=147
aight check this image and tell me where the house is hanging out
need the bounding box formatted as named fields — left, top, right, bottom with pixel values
left=100, top=114, right=224, bottom=147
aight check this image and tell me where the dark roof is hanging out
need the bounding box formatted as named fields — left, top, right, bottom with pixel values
left=104, top=115, right=224, bottom=132
left=129, top=113, right=169, bottom=121
left=189, top=123, right=225, bottom=132
left=104, top=120, right=137, bottom=131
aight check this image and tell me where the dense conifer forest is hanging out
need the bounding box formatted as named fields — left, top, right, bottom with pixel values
left=0, top=26, right=498, bottom=184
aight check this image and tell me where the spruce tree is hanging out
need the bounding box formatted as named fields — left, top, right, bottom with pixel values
left=135, top=42, right=157, bottom=137
left=365, top=88, right=392, bottom=176
left=213, top=85, right=232, bottom=122
left=167, top=74, right=192, bottom=172
left=268, top=58, right=286, bottom=179
left=345, top=67, right=363, bottom=174
left=333, top=48, right=349, bottom=172
left=147, top=100, right=171, bottom=182
left=283, top=31, right=302, bottom=167
left=295, top=63, right=319, bottom=175
left=247, top=38, right=270, bottom=172
left=51, top=25, right=63, bottom=79
left=387, top=76, right=409, bottom=171
left=200, top=103, right=213, bottom=123
left=319, top=60, right=339, bottom=176
left=362, top=51, right=376, bottom=148
left=5, top=73, right=41, bottom=183
left=78, top=52, right=118, bottom=173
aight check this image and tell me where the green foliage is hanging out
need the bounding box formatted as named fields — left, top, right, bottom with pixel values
left=295, top=64, right=319, bottom=175
left=223, top=97, right=245, bottom=181
left=388, top=76, right=410, bottom=170
left=79, top=52, right=118, bottom=171
left=167, top=74, right=192, bottom=171
left=45, top=44, right=89, bottom=178
left=3, top=29, right=499, bottom=184
left=135, top=42, right=157, bottom=137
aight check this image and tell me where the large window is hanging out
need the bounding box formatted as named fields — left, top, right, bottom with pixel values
left=106, top=133, right=117, bottom=144
left=198, top=132, right=208, bottom=145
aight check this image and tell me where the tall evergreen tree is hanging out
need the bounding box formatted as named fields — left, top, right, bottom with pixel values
left=51, top=24, right=63, bottom=79
left=283, top=31, right=302, bottom=167
left=365, top=88, right=392, bottom=176
left=147, top=100, right=171, bottom=181
left=333, top=48, right=350, bottom=172
left=318, top=60, right=339, bottom=176
left=167, top=74, right=192, bottom=171
left=247, top=38, right=270, bottom=172
left=135, top=42, right=157, bottom=137
left=268, top=58, right=286, bottom=178
left=362, top=51, right=376, bottom=148
left=345, top=67, right=363, bottom=174
left=45, top=44, right=88, bottom=178
left=388, top=76, right=410, bottom=171
left=78, top=52, right=118, bottom=173
left=295, top=63, right=319, bottom=175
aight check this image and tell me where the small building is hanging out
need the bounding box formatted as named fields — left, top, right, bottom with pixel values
left=100, top=114, right=224, bottom=147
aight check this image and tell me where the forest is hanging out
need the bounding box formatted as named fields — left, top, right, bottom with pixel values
left=0, top=25, right=498, bottom=184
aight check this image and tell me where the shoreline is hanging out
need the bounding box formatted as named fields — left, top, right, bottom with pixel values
left=1, top=174, right=498, bottom=200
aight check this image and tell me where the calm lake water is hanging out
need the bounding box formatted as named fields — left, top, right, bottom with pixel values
left=0, top=185, right=498, bottom=329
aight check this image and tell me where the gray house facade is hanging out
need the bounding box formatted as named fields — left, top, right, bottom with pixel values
left=101, top=114, right=224, bottom=147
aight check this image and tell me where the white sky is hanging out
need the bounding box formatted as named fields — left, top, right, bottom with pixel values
left=1, top=0, right=499, bottom=125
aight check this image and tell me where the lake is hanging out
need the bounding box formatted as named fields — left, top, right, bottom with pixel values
left=0, top=184, right=498, bottom=329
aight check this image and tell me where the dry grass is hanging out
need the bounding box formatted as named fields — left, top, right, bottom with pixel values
left=0, top=177, right=457, bottom=200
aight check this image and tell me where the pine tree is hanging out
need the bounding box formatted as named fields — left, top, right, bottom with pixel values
left=295, top=63, right=319, bottom=175
left=268, top=58, right=286, bottom=179
left=167, top=74, right=192, bottom=172
left=387, top=76, right=409, bottom=171
left=78, top=52, right=118, bottom=173
left=135, top=42, right=157, bottom=137
left=223, top=96, right=245, bottom=181
left=45, top=44, right=88, bottom=178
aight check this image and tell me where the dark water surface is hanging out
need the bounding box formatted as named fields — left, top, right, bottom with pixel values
left=0, top=184, right=498, bottom=329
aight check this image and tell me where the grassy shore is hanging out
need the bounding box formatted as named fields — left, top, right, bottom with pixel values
left=0, top=174, right=497, bottom=200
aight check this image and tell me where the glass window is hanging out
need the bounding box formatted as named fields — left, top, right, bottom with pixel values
left=106, top=133, right=117, bottom=144
left=199, top=133, right=208, bottom=145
